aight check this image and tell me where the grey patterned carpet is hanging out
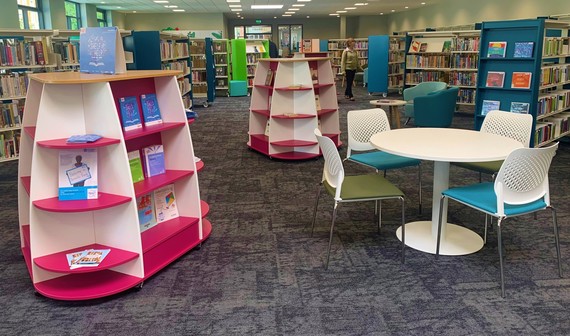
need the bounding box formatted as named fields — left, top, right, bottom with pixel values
left=1, top=85, right=569, bottom=335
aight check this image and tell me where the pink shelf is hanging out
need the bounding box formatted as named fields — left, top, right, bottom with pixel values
left=318, top=109, right=338, bottom=116
left=248, top=134, right=269, bottom=155
left=201, top=200, right=210, bottom=218
left=251, top=109, right=270, bottom=117
left=34, top=269, right=142, bottom=301
left=141, top=216, right=200, bottom=253
left=21, top=176, right=31, bottom=195
left=37, top=137, right=121, bottom=149
left=313, top=83, right=334, bottom=89
left=123, top=122, right=186, bottom=141
left=24, top=126, right=36, bottom=139
left=33, top=192, right=132, bottom=213
left=133, top=170, right=193, bottom=197
left=188, top=118, right=196, bottom=125
left=254, top=84, right=273, bottom=90
left=272, top=114, right=316, bottom=119
left=271, top=151, right=320, bottom=160
left=271, top=139, right=318, bottom=147
left=274, top=86, right=313, bottom=91
left=196, top=160, right=205, bottom=172
left=34, top=243, right=139, bottom=273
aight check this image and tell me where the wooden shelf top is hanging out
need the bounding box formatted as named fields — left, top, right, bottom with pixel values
left=259, top=57, right=331, bottom=63
left=28, top=70, right=183, bottom=84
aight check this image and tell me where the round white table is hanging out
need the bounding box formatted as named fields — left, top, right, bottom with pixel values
left=370, top=128, right=524, bottom=255
left=369, top=99, right=407, bottom=129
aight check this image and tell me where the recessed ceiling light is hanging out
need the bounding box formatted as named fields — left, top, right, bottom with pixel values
left=391, top=9, right=395, bottom=12
left=282, top=14, right=292, bottom=16
left=132, top=10, right=136, bottom=13
left=297, top=0, right=311, bottom=2
left=380, top=12, right=384, bottom=15
left=329, top=13, right=339, bottom=16
left=354, top=3, right=368, bottom=5
left=274, top=16, right=277, bottom=18
left=251, top=5, right=283, bottom=9
left=116, top=6, right=121, bottom=8
left=226, top=0, right=240, bottom=2
left=288, top=8, right=299, bottom=11
left=292, top=4, right=305, bottom=7
left=164, top=5, right=177, bottom=8
left=228, top=5, right=241, bottom=7
left=285, top=11, right=294, bottom=14
left=306, top=15, right=310, bottom=18
left=421, top=2, right=426, bottom=4
left=336, top=10, right=347, bottom=13
left=405, top=6, right=409, bottom=9
left=231, top=8, right=242, bottom=11
left=345, top=7, right=356, bottom=10
left=153, top=0, right=168, bottom=3
left=173, top=9, right=185, bottom=11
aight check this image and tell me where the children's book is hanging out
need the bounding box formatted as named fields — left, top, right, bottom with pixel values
left=442, top=40, right=452, bottom=52
left=137, top=193, right=157, bottom=232
left=419, top=43, right=428, bottom=52
left=264, top=69, right=274, bottom=86
left=487, top=41, right=507, bottom=58
left=511, top=72, right=532, bottom=89
left=79, top=27, right=126, bottom=74
left=58, top=148, right=98, bottom=201
left=513, top=42, right=534, bottom=58
left=154, top=184, right=179, bottom=224
left=481, top=100, right=501, bottom=116
left=67, top=249, right=111, bottom=269
left=409, top=40, right=421, bottom=53
left=485, top=71, right=505, bottom=88
left=311, top=68, right=319, bottom=84
left=140, top=93, right=163, bottom=127
left=119, top=96, right=143, bottom=131
left=128, top=150, right=145, bottom=183
left=510, top=102, right=530, bottom=114
left=143, top=144, right=166, bottom=177
left=66, top=134, right=102, bottom=143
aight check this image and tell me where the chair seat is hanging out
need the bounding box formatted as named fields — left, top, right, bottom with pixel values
left=349, top=151, right=421, bottom=171
left=443, top=182, right=547, bottom=216
left=452, top=160, right=503, bottom=175
left=324, top=174, right=404, bottom=200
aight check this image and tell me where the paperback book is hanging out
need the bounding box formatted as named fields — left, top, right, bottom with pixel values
left=119, top=96, right=143, bottom=131
left=481, top=100, right=501, bottom=116
left=264, top=69, right=274, bottom=86
left=140, top=93, right=163, bottom=127
left=66, top=134, right=102, bottom=143
left=154, top=184, right=179, bottom=223
left=485, top=71, right=505, bottom=88
left=66, top=248, right=111, bottom=269
left=510, top=102, right=530, bottom=114
left=441, top=40, right=452, bottom=52
left=409, top=40, right=421, bottom=53
left=128, top=150, right=145, bottom=183
left=79, top=27, right=126, bottom=74
left=143, top=144, right=166, bottom=177
left=58, top=148, right=98, bottom=201
left=511, top=72, right=532, bottom=89
left=419, top=43, right=428, bottom=52
left=137, top=193, right=157, bottom=232
left=487, top=41, right=507, bottom=58
left=513, top=42, right=534, bottom=58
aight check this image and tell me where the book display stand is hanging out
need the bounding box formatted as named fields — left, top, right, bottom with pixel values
left=18, top=70, right=211, bottom=300
left=248, top=57, right=340, bottom=160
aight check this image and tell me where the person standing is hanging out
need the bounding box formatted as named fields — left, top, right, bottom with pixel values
left=340, top=38, right=361, bottom=101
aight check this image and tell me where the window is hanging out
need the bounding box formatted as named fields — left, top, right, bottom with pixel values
left=18, top=0, right=43, bottom=29
left=97, top=9, right=107, bottom=27
left=65, top=1, right=82, bottom=30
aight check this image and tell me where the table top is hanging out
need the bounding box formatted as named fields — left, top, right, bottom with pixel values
left=370, top=128, right=524, bottom=162
left=370, top=99, right=407, bottom=106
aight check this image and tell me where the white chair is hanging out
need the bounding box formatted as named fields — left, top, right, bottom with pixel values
left=436, top=143, right=562, bottom=297
left=346, top=108, right=422, bottom=213
left=312, top=129, right=406, bottom=269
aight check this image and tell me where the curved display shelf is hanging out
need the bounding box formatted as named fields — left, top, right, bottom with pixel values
left=33, top=193, right=132, bottom=212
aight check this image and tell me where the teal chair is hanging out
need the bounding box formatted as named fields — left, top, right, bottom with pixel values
left=435, top=144, right=562, bottom=297
left=413, top=87, right=459, bottom=128
left=403, top=81, right=447, bottom=124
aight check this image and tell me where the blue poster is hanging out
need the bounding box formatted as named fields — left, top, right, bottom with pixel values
left=80, top=27, right=118, bottom=74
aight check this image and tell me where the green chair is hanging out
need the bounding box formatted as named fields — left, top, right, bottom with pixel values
left=413, top=87, right=459, bottom=128
left=435, top=144, right=562, bottom=297
left=402, top=81, right=447, bottom=124
left=311, top=129, right=406, bottom=269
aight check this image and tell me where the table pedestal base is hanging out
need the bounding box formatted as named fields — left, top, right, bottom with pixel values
left=396, top=221, right=484, bottom=255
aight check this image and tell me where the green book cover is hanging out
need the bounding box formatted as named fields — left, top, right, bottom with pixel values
left=128, top=150, right=145, bottom=183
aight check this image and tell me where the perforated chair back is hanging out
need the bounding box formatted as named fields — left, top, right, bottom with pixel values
left=315, top=129, right=344, bottom=200
left=494, top=143, right=558, bottom=213
left=346, top=108, right=391, bottom=156
left=481, top=110, right=533, bottom=147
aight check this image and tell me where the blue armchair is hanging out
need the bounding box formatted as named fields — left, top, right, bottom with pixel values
left=413, top=87, right=459, bottom=128
left=402, top=81, right=448, bottom=123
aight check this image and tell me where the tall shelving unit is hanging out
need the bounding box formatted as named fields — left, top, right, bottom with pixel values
left=366, top=35, right=390, bottom=95
left=387, top=35, right=408, bottom=93
left=0, top=29, right=56, bottom=163
left=475, top=18, right=570, bottom=147
left=18, top=70, right=212, bottom=300
left=248, top=58, right=340, bottom=159
left=51, top=30, right=80, bottom=70
left=189, top=38, right=215, bottom=107
left=449, top=30, right=481, bottom=107
left=327, top=38, right=368, bottom=75
left=212, top=39, right=229, bottom=96
left=160, top=32, right=192, bottom=110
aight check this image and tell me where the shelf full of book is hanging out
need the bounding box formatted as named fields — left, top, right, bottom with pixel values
left=475, top=18, right=570, bottom=147
left=212, top=39, right=229, bottom=96
left=326, top=38, right=368, bottom=76
left=18, top=70, right=211, bottom=300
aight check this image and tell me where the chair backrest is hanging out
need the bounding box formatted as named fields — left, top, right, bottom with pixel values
left=413, top=87, right=459, bottom=128
left=402, top=81, right=447, bottom=101
left=480, top=110, right=533, bottom=147
left=346, top=108, right=390, bottom=157
left=494, top=143, right=558, bottom=213
left=315, top=129, right=344, bottom=200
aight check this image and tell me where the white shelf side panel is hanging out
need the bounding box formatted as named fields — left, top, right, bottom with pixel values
left=316, top=59, right=335, bottom=84
left=249, top=112, right=268, bottom=135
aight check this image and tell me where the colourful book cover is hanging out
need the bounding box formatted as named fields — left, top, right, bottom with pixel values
left=72, top=249, right=111, bottom=268
left=58, top=148, right=98, bottom=201
left=140, top=93, right=163, bottom=127
left=79, top=27, right=118, bottom=74
left=511, top=72, right=532, bottom=89
left=119, top=96, right=143, bottom=131
left=128, top=150, right=145, bottom=183
left=485, top=71, right=505, bottom=88
left=510, top=102, right=530, bottom=114
left=143, top=144, right=166, bottom=177
left=481, top=100, right=500, bottom=116
left=513, top=42, right=534, bottom=58
left=137, top=193, right=157, bottom=232
left=154, top=184, right=179, bottom=224
left=409, top=40, right=421, bottom=53
left=487, top=41, right=507, bottom=58
left=442, top=40, right=452, bottom=52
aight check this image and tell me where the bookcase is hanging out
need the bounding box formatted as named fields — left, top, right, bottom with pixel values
left=51, top=30, right=80, bottom=70
left=327, top=38, right=368, bottom=75
left=248, top=58, right=340, bottom=160
left=0, top=29, right=56, bottom=164
left=367, top=35, right=390, bottom=95
left=230, top=39, right=269, bottom=91
left=17, top=70, right=211, bottom=300
left=212, top=39, right=229, bottom=96
left=189, top=38, right=215, bottom=106
left=387, top=35, right=408, bottom=93
left=475, top=18, right=570, bottom=147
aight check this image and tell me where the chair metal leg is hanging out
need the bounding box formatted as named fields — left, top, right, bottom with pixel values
left=435, top=195, right=446, bottom=259
left=377, top=201, right=382, bottom=233
left=484, top=214, right=489, bottom=244
left=418, top=163, right=422, bottom=214
left=550, top=207, right=563, bottom=277
left=496, top=218, right=506, bottom=298
left=310, top=183, right=322, bottom=237
left=324, top=202, right=339, bottom=270
left=400, top=197, right=406, bottom=263
left=404, top=117, right=411, bottom=125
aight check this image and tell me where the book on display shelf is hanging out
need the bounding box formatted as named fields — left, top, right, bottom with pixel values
left=142, top=144, right=166, bottom=177
left=264, top=69, right=274, bottom=86
left=485, top=71, right=505, bottom=88
left=481, top=100, right=501, bottom=116
left=119, top=96, right=143, bottom=131
left=513, top=42, right=534, bottom=58
left=487, top=41, right=507, bottom=58
left=137, top=193, right=157, bottom=232
left=79, top=26, right=126, bottom=74
left=58, top=148, right=98, bottom=201
left=140, top=93, right=163, bottom=127
left=66, top=248, right=111, bottom=269
left=154, top=184, right=179, bottom=224
left=511, top=72, right=532, bottom=89
left=128, top=150, right=145, bottom=183
left=510, top=102, right=530, bottom=114
left=409, top=40, right=421, bottom=53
